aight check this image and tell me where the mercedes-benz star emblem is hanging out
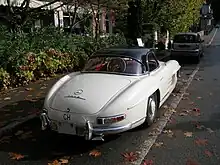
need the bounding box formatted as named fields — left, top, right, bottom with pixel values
left=74, top=89, right=83, bottom=95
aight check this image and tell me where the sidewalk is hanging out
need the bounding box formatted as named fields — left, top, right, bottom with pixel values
left=203, top=28, right=218, bottom=46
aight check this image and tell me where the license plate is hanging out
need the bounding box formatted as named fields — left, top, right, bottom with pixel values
left=58, top=122, right=76, bottom=135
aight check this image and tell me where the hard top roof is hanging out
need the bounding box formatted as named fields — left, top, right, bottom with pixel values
left=91, top=46, right=152, bottom=61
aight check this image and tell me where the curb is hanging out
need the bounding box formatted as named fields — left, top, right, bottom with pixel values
left=0, top=114, right=37, bottom=138
left=205, top=28, right=218, bottom=47
left=133, top=66, right=200, bottom=165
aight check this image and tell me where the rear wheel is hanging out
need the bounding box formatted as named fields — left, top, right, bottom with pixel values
left=145, top=93, right=158, bottom=126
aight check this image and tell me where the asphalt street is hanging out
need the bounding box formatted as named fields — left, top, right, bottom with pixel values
left=0, top=30, right=219, bottom=165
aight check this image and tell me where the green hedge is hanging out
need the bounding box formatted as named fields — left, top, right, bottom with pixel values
left=0, top=26, right=126, bottom=89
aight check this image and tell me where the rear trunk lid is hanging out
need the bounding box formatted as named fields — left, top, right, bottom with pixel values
left=49, top=73, right=133, bottom=115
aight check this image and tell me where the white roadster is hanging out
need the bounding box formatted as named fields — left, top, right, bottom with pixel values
left=40, top=47, right=181, bottom=141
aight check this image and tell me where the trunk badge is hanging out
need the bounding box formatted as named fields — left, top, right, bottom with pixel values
left=64, top=89, right=85, bottom=100
left=74, top=89, right=83, bottom=95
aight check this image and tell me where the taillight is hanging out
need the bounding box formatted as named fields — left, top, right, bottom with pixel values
left=97, top=114, right=126, bottom=124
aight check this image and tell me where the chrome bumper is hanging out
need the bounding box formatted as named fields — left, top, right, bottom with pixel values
left=40, top=113, right=132, bottom=141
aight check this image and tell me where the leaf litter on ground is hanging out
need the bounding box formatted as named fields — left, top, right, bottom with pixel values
left=89, top=149, right=101, bottom=157
left=122, top=152, right=138, bottom=162
left=162, top=129, right=174, bottom=137
left=4, top=97, right=11, bottom=101
left=206, top=128, right=214, bottom=133
left=142, top=159, right=154, bottom=165
left=186, top=159, right=200, bottom=165
left=154, top=142, right=163, bottom=147
left=194, top=139, right=208, bottom=146
left=184, top=132, right=193, bottom=137
left=204, top=150, right=213, bottom=157
left=149, top=128, right=161, bottom=136
left=0, top=136, right=12, bottom=144
left=9, top=152, right=25, bottom=160
left=25, top=88, right=34, bottom=91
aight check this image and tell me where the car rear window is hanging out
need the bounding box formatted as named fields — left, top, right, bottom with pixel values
left=173, top=34, right=197, bottom=43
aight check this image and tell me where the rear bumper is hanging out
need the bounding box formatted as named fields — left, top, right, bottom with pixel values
left=171, top=50, right=200, bottom=57
left=40, top=112, right=132, bottom=141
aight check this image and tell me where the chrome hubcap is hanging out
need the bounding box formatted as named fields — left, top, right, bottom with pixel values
left=148, top=98, right=156, bottom=120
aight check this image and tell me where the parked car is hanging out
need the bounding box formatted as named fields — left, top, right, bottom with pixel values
left=40, top=47, right=181, bottom=141
left=171, top=32, right=204, bottom=63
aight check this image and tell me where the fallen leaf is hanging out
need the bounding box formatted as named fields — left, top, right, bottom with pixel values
left=204, top=150, right=213, bottom=157
left=142, top=159, right=154, bottom=165
left=193, top=112, right=201, bottom=117
left=40, top=86, right=47, bottom=90
left=179, top=112, right=188, bottom=116
left=193, top=108, right=200, bottom=112
left=48, top=160, right=61, bottom=165
left=185, top=93, right=190, bottom=96
left=122, top=152, right=138, bottom=162
left=163, top=129, right=174, bottom=137
left=195, top=124, right=205, bottom=130
left=194, top=139, right=208, bottom=146
left=9, top=152, right=25, bottom=160
left=168, top=118, right=176, bottom=124
left=206, top=128, right=214, bottom=133
left=182, top=97, right=189, bottom=100
left=25, top=88, right=34, bottom=91
left=209, top=93, right=213, bottom=96
left=149, top=131, right=157, bottom=136
left=189, top=102, right=194, bottom=105
left=89, top=149, right=101, bottom=157
left=186, top=159, right=200, bottom=165
left=0, top=136, right=11, bottom=143
left=19, top=131, right=33, bottom=140
left=15, top=130, right=24, bottom=136
left=197, top=97, right=202, bottom=99
left=27, top=95, right=32, bottom=97
left=4, top=97, right=11, bottom=100
left=16, top=110, right=24, bottom=113
left=169, top=109, right=176, bottom=113
left=184, top=132, right=193, bottom=137
left=154, top=142, right=163, bottom=147
left=59, top=159, right=69, bottom=164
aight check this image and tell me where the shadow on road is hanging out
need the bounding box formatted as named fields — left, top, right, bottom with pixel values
left=0, top=98, right=44, bottom=128
left=0, top=117, right=120, bottom=161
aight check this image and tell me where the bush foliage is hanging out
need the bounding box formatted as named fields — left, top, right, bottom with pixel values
left=0, top=26, right=126, bottom=89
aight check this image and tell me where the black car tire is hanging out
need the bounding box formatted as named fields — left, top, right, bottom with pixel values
left=144, top=93, right=158, bottom=126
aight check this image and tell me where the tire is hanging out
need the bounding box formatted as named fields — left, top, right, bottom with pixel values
left=145, top=93, right=158, bottom=126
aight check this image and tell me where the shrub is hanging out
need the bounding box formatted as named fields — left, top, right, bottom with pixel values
left=0, top=27, right=126, bottom=89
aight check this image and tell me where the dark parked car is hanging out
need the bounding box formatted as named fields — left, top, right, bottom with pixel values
left=171, top=32, right=204, bottom=63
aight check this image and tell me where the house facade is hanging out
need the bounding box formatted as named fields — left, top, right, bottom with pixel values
left=0, top=0, right=115, bottom=35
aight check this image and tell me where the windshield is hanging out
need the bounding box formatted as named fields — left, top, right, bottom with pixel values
left=82, top=56, right=144, bottom=75
left=174, top=34, right=197, bottom=43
